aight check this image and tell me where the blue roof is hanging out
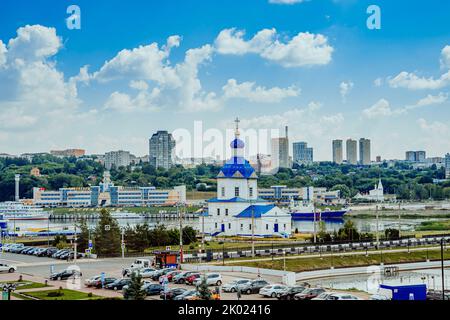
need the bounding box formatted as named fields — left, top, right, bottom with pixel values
left=218, top=156, right=256, bottom=179
left=234, top=205, right=276, bottom=218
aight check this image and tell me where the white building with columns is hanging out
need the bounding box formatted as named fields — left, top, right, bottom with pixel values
left=203, top=119, right=292, bottom=238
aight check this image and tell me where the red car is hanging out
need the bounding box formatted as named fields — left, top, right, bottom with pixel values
left=186, top=273, right=201, bottom=285
left=166, top=270, right=182, bottom=282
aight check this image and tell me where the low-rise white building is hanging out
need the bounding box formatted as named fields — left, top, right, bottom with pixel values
left=203, top=120, right=292, bottom=238
left=354, top=179, right=385, bottom=202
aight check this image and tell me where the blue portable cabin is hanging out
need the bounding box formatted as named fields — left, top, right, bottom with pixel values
left=0, top=215, right=7, bottom=237
left=380, top=284, right=427, bottom=301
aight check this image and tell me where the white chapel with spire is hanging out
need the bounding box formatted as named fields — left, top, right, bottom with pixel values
left=202, top=118, right=292, bottom=238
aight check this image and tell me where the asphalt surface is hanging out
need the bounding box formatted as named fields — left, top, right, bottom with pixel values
left=0, top=252, right=283, bottom=300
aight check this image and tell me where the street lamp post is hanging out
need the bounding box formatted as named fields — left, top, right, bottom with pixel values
left=441, top=238, right=445, bottom=300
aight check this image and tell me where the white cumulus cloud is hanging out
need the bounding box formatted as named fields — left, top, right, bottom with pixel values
left=215, top=28, right=333, bottom=68
left=222, top=79, right=300, bottom=103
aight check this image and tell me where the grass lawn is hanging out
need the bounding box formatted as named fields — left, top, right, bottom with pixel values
left=24, top=289, right=100, bottom=300
left=236, top=249, right=450, bottom=273
left=11, top=292, right=34, bottom=300
left=416, top=220, right=450, bottom=231
left=0, top=281, right=48, bottom=290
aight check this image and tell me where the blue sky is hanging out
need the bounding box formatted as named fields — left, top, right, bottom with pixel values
left=0, top=0, right=449, bottom=161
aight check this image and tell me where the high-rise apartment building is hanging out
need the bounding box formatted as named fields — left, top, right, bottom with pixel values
left=445, top=153, right=450, bottom=179
left=104, top=150, right=131, bottom=170
left=359, top=138, right=371, bottom=165
left=406, top=151, right=426, bottom=163
left=149, top=131, right=176, bottom=170
left=293, top=142, right=313, bottom=165
left=346, top=139, right=357, bottom=165
left=271, top=127, right=290, bottom=169
left=332, top=140, right=343, bottom=164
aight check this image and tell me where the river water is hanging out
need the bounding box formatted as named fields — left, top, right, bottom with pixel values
left=309, top=268, right=450, bottom=293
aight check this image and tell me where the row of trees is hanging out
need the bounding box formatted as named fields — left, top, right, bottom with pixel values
left=1, top=155, right=450, bottom=201
left=75, top=209, right=197, bottom=256
left=315, top=220, right=401, bottom=243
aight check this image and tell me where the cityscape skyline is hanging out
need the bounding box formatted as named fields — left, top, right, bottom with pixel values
left=0, top=0, right=449, bottom=160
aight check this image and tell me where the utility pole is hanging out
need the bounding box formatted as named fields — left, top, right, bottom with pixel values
left=375, top=204, right=380, bottom=248
left=121, top=228, right=125, bottom=259
left=251, top=205, right=255, bottom=258
left=74, top=220, right=77, bottom=263
left=398, top=201, right=401, bottom=239
left=179, top=203, right=184, bottom=264
left=47, top=215, right=50, bottom=247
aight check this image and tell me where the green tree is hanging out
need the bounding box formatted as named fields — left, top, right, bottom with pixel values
left=385, top=228, right=399, bottom=240
left=93, top=209, right=121, bottom=256
left=76, top=217, right=90, bottom=252
left=337, top=220, right=359, bottom=241
left=197, top=276, right=212, bottom=300
left=124, top=272, right=146, bottom=300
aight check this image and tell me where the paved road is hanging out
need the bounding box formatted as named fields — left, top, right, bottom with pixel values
left=222, top=245, right=446, bottom=265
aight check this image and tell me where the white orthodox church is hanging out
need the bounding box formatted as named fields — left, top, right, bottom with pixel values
left=202, top=119, right=292, bottom=238
left=354, top=179, right=385, bottom=202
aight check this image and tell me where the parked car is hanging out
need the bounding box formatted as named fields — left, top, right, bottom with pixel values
left=165, top=270, right=182, bottom=282
left=173, top=290, right=199, bottom=300
left=44, top=248, right=58, bottom=257
left=193, top=273, right=222, bottom=287
left=105, top=278, right=132, bottom=290
left=185, top=273, right=201, bottom=285
left=19, top=247, right=33, bottom=254
left=325, top=293, right=361, bottom=300
left=84, top=275, right=101, bottom=287
left=94, top=277, right=117, bottom=289
left=1, top=244, right=13, bottom=252
left=294, top=288, right=326, bottom=300
left=222, top=279, right=251, bottom=293
left=0, top=263, right=17, bottom=273
left=370, top=294, right=390, bottom=300
left=52, top=249, right=69, bottom=258
left=27, top=248, right=39, bottom=255
left=259, top=284, right=288, bottom=298
left=9, top=244, right=25, bottom=253
left=160, top=288, right=187, bottom=300
left=173, top=271, right=196, bottom=284
left=33, top=248, right=47, bottom=256
left=144, top=283, right=164, bottom=296
left=138, top=268, right=158, bottom=278
left=151, top=268, right=172, bottom=281
left=311, top=292, right=336, bottom=300
left=277, top=286, right=308, bottom=300
left=240, top=279, right=270, bottom=295
left=50, top=269, right=82, bottom=281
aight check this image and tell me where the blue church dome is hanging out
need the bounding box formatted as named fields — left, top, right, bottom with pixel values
left=230, top=138, right=245, bottom=149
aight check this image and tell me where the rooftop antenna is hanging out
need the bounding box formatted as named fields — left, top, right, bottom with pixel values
left=285, top=126, right=289, bottom=139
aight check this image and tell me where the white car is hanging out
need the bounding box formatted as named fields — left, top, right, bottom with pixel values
left=326, top=293, right=361, bottom=300
left=0, top=263, right=17, bottom=273
left=222, top=279, right=251, bottom=293
left=193, top=273, right=222, bottom=286
left=311, top=292, right=336, bottom=300
left=84, top=275, right=102, bottom=287
left=259, top=284, right=288, bottom=298
left=139, top=268, right=158, bottom=278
